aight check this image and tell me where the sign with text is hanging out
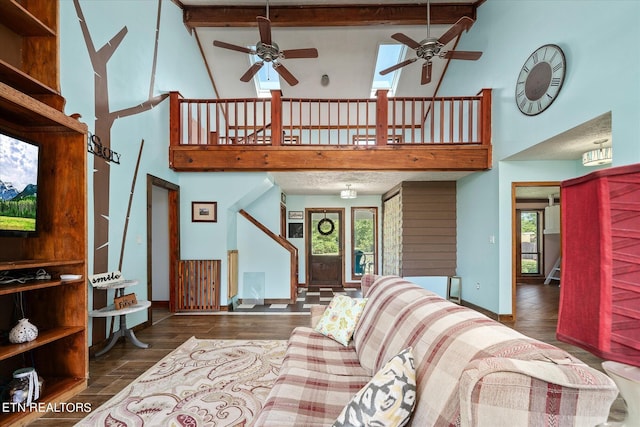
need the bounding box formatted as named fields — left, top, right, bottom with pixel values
left=89, top=271, right=123, bottom=288
left=87, top=133, right=121, bottom=164
left=114, top=293, right=138, bottom=310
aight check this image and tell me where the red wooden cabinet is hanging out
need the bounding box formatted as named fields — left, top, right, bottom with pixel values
left=558, top=163, right=640, bottom=367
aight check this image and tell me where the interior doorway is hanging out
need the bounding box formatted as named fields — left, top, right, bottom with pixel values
left=146, top=175, right=180, bottom=320
left=511, top=182, right=561, bottom=321
left=306, top=208, right=344, bottom=287
left=151, top=185, right=170, bottom=306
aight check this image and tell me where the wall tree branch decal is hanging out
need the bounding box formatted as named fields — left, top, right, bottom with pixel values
left=72, top=0, right=168, bottom=343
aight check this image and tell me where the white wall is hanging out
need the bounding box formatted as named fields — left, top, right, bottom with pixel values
left=440, top=0, right=640, bottom=314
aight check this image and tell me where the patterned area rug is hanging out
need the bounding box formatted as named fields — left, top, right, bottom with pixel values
left=76, top=337, right=287, bottom=426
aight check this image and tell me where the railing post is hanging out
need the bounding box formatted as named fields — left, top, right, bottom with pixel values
left=376, top=90, right=389, bottom=146
left=271, top=90, right=282, bottom=146
left=169, top=91, right=182, bottom=168
left=169, top=91, right=182, bottom=147
left=479, top=88, right=492, bottom=147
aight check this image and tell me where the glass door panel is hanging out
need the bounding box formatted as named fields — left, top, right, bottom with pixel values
left=352, top=207, right=377, bottom=279
left=308, top=210, right=343, bottom=287
left=520, top=210, right=542, bottom=275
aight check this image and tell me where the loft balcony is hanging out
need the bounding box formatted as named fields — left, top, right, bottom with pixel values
left=169, top=89, right=492, bottom=172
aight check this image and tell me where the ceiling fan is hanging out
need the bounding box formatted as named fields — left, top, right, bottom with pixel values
left=213, top=2, right=318, bottom=86
left=380, top=0, right=482, bottom=85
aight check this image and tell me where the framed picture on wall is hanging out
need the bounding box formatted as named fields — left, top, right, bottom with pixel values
left=192, top=201, right=217, bottom=222
left=288, top=211, right=303, bottom=220
left=289, top=222, right=303, bottom=238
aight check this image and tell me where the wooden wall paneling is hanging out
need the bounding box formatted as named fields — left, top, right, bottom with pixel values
left=400, top=181, right=457, bottom=277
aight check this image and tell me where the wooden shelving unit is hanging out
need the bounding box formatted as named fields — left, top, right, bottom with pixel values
left=0, top=84, right=88, bottom=424
left=0, top=60, right=59, bottom=97
left=0, top=1, right=55, bottom=36
left=0, top=3, right=88, bottom=425
left=0, top=0, right=63, bottom=110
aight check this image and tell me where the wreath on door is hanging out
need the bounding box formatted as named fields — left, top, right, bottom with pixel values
left=317, top=217, right=335, bottom=236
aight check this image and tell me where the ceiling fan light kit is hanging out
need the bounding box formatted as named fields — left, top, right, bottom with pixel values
left=213, top=1, right=318, bottom=87
left=379, top=0, right=482, bottom=85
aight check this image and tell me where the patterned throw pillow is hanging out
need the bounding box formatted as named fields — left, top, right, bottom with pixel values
left=314, top=295, right=368, bottom=346
left=332, top=347, right=416, bottom=427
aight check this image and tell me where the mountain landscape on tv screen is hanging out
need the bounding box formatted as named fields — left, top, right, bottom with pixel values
left=0, top=133, right=39, bottom=231
left=0, top=179, right=38, bottom=230
left=0, top=180, right=37, bottom=201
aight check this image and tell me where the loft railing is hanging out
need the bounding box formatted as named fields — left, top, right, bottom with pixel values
left=170, top=89, right=492, bottom=148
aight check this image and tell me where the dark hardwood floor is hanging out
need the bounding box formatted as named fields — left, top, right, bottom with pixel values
left=30, top=283, right=625, bottom=425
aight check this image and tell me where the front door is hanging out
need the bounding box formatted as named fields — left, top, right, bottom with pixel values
left=307, top=209, right=344, bottom=287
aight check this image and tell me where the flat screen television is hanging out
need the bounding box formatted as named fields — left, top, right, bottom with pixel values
left=0, top=131, right=40, bottom=237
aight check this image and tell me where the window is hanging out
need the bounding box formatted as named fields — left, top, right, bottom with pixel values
left=371, top=44, right=406, bottom=97
left=351, top=207, right=378, bottom=279
left=250, top=49, right=281, bottom=97
left=520, top=210, right=543, bottom=275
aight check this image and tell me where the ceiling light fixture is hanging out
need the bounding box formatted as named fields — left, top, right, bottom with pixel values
left=582, top=139, right=612, bottom=167
left=340, top=184, right=357, bottom=199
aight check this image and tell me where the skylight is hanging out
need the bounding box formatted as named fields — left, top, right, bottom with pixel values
left=371, top=44, right=406, bottom=97
left=250, top=48, right=280, bottom=97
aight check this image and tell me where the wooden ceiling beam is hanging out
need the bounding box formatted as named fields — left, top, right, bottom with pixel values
left=183, top=3, right=478, bottom=28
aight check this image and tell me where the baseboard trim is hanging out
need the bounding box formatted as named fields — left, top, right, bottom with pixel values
left=239, top=298, right=293, bottom=305
left=461, top=299, right=499, bottom=321
left=498, top=314, right=515, bottom=322
left=151, top=300, right=169, bottom=309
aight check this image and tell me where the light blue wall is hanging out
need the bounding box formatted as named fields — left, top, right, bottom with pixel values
left=60, top=0, right=215, bottom=343
left=59, top=0, right=640, bottom=333
left=179, top=172, right=283, bottom=306
left=238, top=213, right=290, bottom=301
left=440, top=0, right=640, bottom=314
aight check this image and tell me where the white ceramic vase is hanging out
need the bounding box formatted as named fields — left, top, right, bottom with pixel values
left=9, top=318, right=38, bottom=344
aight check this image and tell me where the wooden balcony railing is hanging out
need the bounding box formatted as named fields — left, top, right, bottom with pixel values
left=169, top=89, right=492, bottom=172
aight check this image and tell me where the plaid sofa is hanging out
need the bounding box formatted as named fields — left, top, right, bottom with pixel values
left=253, top=275, right=618, bottom=426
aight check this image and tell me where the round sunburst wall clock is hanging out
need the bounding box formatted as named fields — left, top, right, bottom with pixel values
left=515, top=44, right=566, bottom=116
